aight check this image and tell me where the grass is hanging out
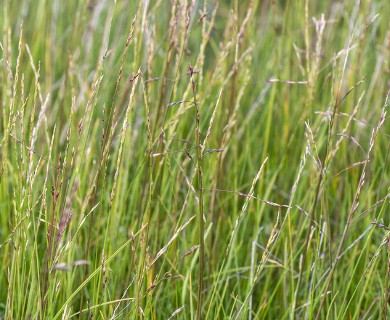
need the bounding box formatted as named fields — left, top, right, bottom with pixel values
left=0, top=0, right=389, bottom=319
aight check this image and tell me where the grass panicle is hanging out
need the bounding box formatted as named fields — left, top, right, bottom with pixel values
left=0, top=1, right=389, bottom=319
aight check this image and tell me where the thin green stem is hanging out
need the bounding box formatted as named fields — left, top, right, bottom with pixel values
left=190, top=64, right=205, bottom=320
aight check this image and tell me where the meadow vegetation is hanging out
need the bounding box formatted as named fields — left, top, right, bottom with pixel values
left=0, top=0, right=389, bottom=319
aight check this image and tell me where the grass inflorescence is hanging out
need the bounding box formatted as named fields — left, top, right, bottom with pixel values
left=0, top=0, right=389, bottom=319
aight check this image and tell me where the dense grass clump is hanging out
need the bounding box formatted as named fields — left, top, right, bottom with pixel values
left=0, top=0, right=389, bottom=319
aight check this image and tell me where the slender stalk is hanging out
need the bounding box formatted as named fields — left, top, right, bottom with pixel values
left=315, top=93, right=388, bottom=319
left=189, top=64, right=205, bottom=320
left=382, top=233, right=390, bottom=320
